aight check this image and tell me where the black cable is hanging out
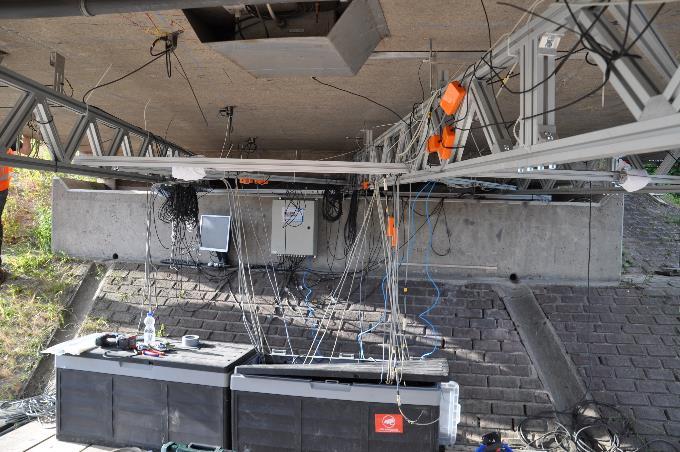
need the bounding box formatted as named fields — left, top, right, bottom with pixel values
left=150, top=35, right=173, bottom=77
left=311, top=77, right=409, bottom=127
left=157, top=183, right=200, bottom=229
left=478, top=4, right=610, bottom=97
left=496, top=1, right=582, bottom=35
left=622, top=0, right=634, bottom=51
left=584, top=51, right=599, bottom=66
left=480, top=0, right=492, bottom=56
left=343, top=190, right=359, bottom=254
left=81, top=51, right=169, bottom=103
left=442, top=0, right=629, bottom=138
left=171, top=51, right=209, bottom=127
left=321, top=188, right=343, bottom=222
left=619, top=3, right=665, bottom=55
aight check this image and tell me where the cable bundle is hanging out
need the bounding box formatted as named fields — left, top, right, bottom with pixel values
left=0, top=391, right=56, bottom=428
left=517, top=400, right=679, bottom=452
left=321, top=188, right=343, bottom=222
left=343, top=190, right=359, bottom=253
left=157, top=184, right=200, bottom=230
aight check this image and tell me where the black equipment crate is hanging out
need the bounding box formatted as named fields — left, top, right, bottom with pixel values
left=230, top=359, right=449, bottom=452
left=55, top=340, right=255, bottom=449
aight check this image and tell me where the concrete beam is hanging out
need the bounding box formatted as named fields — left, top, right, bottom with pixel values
left=494, top=284, right=588, bottom=412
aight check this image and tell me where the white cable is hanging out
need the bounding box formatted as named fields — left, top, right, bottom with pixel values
left=84, top=63, right=112, bottom=104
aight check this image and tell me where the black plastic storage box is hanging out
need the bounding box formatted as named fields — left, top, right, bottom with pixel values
left=230, top=359, right=453, bottom=452
left=55, top=340, right=255, bottom=449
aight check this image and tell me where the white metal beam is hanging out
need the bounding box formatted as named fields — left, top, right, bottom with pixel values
left=394, top=113, right=680, bottom=184
left=73, top=155, right=409, bottom=175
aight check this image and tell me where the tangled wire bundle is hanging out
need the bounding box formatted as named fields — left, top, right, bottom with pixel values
left=321, top=188, right=343, bottom=222
left=157, top=184, right=200, bottom=229
left=517, top=399, right=679, bottom=452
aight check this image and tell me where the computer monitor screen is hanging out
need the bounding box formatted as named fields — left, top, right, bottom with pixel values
left=199, top=215, right=231, bottom=252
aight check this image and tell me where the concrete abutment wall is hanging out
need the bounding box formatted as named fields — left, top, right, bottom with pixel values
left=52, top=178, right=624, bottom=283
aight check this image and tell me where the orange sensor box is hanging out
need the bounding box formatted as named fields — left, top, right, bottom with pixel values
left=440, top=81, right=466, bottom=116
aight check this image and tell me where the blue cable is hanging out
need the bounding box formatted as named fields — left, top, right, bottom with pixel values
left=419, top=182, right=441, bottom=358
left=355, top=181, right=442, bottom=360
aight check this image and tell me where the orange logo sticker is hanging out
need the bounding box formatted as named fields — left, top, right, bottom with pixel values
left=375, top=414, right=403, bottom=433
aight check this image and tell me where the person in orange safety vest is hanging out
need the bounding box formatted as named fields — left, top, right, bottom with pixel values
left=0, top=135, right=30, bottom=285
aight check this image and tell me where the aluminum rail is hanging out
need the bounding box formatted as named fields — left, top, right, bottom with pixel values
left=480, top=170, right=619, bottom=182
left=105, top=167, right=349, bottom=185
left=392, top=113, right=680, bottom=184
left=73, top=155, right=410, bottom=175
left=0, top=153, right=160, bottom=182
left=0, top=0, right=319, bottom=19
left=516, top=186, right=680, bottom=195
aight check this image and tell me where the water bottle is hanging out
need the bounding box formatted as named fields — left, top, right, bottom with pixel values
left=143, top=311, right=156, bottom=345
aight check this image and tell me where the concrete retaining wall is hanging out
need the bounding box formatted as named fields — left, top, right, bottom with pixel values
left=52, top=178, right=624, bottom=283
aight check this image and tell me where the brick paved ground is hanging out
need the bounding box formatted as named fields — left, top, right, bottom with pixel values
left=534, top=277, right=680, bottom=443
left=88, top=264, right=680, bottom=447
left=623, top=194, right=680, bottom=275
left=89, top=265, right=553, bottom=446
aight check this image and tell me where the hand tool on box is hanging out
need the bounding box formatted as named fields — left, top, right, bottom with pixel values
left=95, top=333, right=137, bottom=350
left=136, top=343, right=166, bottom=357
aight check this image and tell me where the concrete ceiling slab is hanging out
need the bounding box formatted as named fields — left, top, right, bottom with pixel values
left=0, top=1, right=677, bottom=158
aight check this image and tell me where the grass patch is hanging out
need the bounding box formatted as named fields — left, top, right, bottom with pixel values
left=0, top=250, right=82, bottom=399
left=662, top=193, right=680, bottom=209
left=0, top=163, right=91, bottom=400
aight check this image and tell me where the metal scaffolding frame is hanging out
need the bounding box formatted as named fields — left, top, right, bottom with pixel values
left=0, top=3, right=677, bottom=194
left=360, top=3, right=680, bottom=193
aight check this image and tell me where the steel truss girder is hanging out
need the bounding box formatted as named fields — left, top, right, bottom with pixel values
left=0, top=65, right=192, bottom=182
left=361, top=3, right=680, bottom=195
left=469, top=79, right=513, bottom=154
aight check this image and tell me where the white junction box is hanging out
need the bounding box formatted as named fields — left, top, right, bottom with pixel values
left=271, top=199, right=318, bottom=256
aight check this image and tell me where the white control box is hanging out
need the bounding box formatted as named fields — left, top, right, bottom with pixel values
left=270, top=199, right=318, bottom=256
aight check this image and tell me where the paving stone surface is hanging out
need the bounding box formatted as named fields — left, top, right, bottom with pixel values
left=623, top=194, right=680, bottom=275
left=534, top=276, right=680, bottom=443
left=88, top=265, right=554, bottom=446
left=82, top=194, right=680, bottom=448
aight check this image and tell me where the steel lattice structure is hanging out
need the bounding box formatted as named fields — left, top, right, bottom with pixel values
left=0, top=2, right=679, bottom=194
